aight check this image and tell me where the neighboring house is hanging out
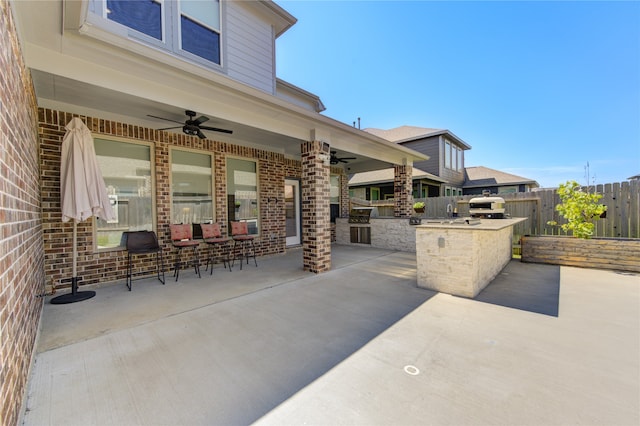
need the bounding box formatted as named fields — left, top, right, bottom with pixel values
left=349, top=167, right=445, bottom=200
left=350, top=125, right=538, bottom=198
left=359, top=126, right=470, bottom=198
left=1, top=1, right=427, bottom=423
left=463, top=166, right=539, bottom=195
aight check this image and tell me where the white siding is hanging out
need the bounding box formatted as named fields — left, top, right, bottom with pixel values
left=225, top=2, right=275, bottom=93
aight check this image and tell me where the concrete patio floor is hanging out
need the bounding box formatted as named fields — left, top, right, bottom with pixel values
left=21, top=245, right=639, bottom=425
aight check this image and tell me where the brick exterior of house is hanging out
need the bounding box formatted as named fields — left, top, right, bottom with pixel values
left=38, top=109, right=347, bottom=293
left=0, top=1, right=45, bottom=424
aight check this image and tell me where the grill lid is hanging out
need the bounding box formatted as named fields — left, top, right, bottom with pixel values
left=349, top=207, right=373, bottom=223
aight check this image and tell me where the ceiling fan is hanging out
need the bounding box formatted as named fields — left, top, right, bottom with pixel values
left=330, top=151, right=356, bottom=164
left=148, top=110, right=233, bottom=139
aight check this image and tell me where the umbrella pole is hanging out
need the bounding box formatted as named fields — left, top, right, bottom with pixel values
left=72, top=220, right=78, bottom=295
left=51, top=220, right=96, bottom=304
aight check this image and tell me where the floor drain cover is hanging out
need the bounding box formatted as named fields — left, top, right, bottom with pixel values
left=404, top=365, right=420, bottom=376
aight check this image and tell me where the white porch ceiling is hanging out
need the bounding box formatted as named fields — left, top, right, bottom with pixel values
left=32, top=70, right=411, bottom=174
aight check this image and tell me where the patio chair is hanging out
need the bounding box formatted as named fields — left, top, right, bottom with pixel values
left=122, top=231, right=165, bottom=291
left=201, top=223, right=232, bottom=273
left=231, top=221, right=257, bottom=270
left=169, top=224, right=201, bottom=281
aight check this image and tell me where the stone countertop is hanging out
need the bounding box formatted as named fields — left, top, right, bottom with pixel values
left=416, top=217, right=527, bottom=230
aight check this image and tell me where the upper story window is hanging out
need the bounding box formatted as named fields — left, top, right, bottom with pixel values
left=179, top=0, right=221, bottom=64
left=444, top=138, right=463, bottom=172
left=445, top=139, right=452, bottom=169
left=106, top=0, right=163, bottom=40
left=97, top=0, right=222, bottom=66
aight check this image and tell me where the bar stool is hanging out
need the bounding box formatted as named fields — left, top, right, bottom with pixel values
left=231, top=221, right=257, bottom=270
left=201, top=223, right=232, bottom=273
left=122, top=231, right=165, bottom=291
left=169, top=224, right=201, bottom=281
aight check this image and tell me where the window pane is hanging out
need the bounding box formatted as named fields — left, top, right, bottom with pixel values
left=181, top=15, right=220, bottom=63
left=227, top=158, right=258, bottom=235
left=181, top=0, right=219, bottom=30
left=94, top=139, right=153, bottom=249
left=171, top=150, right=213, bottom=225
left=454, top=147, right=458, bottom=171
left=445, top=140, right=451, bottom=169
left=107, top=0, right=162, bottom=40
left=330, top=175, right=340, bottom=204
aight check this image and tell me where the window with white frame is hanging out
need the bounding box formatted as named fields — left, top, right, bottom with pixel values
left=94, top=138, right=154, bottom=250
left=454, top=146, right=459, bottom=171
left=171, top=149, right=214, bottom=225
left=95, top=0, right=222, bottom=66
left=227, top=158, right=259, bottom=235
left=444, top=139, right=452, bottom=169
left=179, top=0, right=221, bottom=64
left=445, top=139, right=464, bottom=172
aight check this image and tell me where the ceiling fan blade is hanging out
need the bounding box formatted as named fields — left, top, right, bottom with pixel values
left=196, top=130, right=207, bottom=139
left=199, top=125, right=233, bottom=134
left=147, top=114, right=185, bottom=125
left=193, top=115, right=209, bottom=126
left=157, top=125, right=182, bottom=131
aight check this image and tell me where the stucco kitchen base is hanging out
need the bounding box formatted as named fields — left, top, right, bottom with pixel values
left=416, top=218, right=527, bottom=297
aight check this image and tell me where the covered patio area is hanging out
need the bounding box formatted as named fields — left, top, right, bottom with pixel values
left=22, top=245, right=639, bottom=425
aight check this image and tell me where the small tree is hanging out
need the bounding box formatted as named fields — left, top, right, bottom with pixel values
left=548, top=180, right=607, bottom=239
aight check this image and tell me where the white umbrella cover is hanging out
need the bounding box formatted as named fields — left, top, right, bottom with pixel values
left=53, top=118, right=115, bottom=304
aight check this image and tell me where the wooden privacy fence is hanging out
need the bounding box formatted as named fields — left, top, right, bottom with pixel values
left=352, top=180, right=639, bottom=239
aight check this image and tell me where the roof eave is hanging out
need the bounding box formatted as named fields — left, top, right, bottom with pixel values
left=397, top=129, right=472, bottom=150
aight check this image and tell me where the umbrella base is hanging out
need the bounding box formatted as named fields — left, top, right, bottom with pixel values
left=50, top=277, right=95, bottom=304
left=50, top=291, right=96, bottom=304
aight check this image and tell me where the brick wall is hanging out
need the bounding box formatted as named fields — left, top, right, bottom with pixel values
left=300, top=141, right=331, bottom=272
left=39, top=109, right=296, bottom=293
left=0, top=1, right=45, bottom=425
left=394, top=164, right=413, bottom=217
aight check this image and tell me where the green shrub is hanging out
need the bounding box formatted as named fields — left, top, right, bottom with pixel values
left=547, top=180, right=607, bottom=239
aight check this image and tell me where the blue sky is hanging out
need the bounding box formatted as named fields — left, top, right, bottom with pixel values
left=275, top=0, right=640, bottom=188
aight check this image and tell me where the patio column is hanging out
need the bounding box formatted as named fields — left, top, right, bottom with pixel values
left=394, top=163, right=413, bottom=217
left=301, top=137, right=331, bottom=273
left=339, top=171, right=350, bottom=218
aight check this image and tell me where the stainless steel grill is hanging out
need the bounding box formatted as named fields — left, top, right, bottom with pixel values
left=348, top=207, right=373, bottom=224
left=469, top=194, right=506, bottom=219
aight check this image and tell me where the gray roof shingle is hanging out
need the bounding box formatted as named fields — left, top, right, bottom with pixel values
left=464, top=166, right=538, bottom=188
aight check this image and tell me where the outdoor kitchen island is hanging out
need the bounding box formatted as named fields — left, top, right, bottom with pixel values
left=415, top=217, right=527, bottom=298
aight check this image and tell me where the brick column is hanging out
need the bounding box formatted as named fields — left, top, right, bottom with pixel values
left=339, top=171, right=350, bottom=218
left=301, top=140, right=331, bottom=272
left=394, top=164, right=413, bottom=217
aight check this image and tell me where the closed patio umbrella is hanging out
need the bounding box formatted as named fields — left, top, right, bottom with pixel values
left=51, top=118, right=115, bottom=304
